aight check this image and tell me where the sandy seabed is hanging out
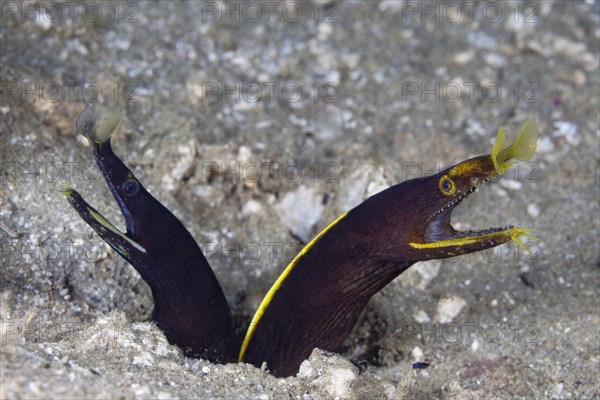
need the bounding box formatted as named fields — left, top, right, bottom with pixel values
left=1, top=1, right=599, bottom=399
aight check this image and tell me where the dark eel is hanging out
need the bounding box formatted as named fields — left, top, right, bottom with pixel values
left=63, top=107, right=238, bottom=363
left=63, top=107, right=538, bottom=377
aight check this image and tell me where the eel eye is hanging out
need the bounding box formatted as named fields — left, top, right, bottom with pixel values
left=438, top=175, right=456, bottom=196
left=122, top=180, right=140, bottom=197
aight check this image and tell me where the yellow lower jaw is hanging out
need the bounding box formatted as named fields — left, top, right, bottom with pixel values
left=409, top=227, right=540, bottom=253
left=507, top=228, right=540, bottom=253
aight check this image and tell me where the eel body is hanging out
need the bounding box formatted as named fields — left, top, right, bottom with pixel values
left=63, top=107, right=238, bottom=362
left=64, top=107, right=538, bottom=377
left=240, top=144, right=538, bottom=376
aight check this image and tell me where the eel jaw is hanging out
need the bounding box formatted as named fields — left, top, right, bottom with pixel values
left=61, top=185, right=148, bottom=259
left=411, top=174, right=538, bottom=254
left=410, top=114, right=540, bottom=256
left=62, top=107, right=148, bottom=261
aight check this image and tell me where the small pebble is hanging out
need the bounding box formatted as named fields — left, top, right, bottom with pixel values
left=413, top=310, right=431, bottom=324
left=454, top=51, right=474, bottom=64
left=527, top=204, right=540, bottom=218
left=499, top=179, right=522, bottom=191
left=553, top=121, right=580, bottom=146
left=435, top=295, right=467, bottom=323
left=411, top=346, right=424, bottom=361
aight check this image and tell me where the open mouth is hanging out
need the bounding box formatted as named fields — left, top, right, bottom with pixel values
left=62, top=107, right=149, bottom=259
left=412, top=178, right=538, bottom=252
left=426, top=180, right=535, bottom=251
left=410, top=117, right=540, bottom=253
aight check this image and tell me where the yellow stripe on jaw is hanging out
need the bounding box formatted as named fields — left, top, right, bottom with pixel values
left=61, top=186, right=147, bottom=254
left=409, top=227, right=540, bottom=253
left=88, top=208, right=147, bottom=254
left=238, top=211, right=349, bottom=363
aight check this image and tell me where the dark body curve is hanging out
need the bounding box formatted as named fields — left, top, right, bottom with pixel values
left=64, top=107, right=238, bottom=362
